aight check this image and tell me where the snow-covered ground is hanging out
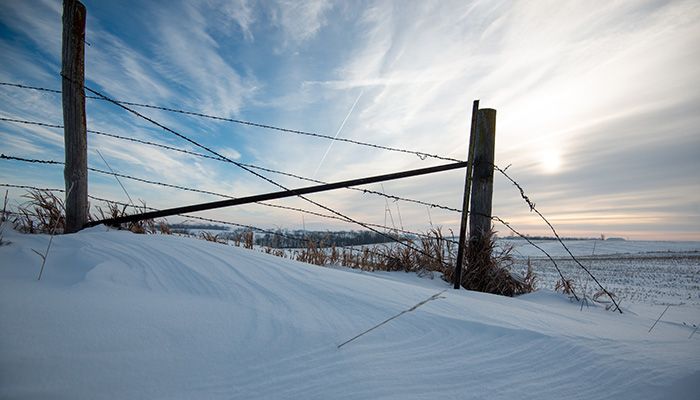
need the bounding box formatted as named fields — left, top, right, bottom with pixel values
left=498, top=239, right=700, bottom=306
left=500, top=238, right=700, bottom=258
left=1, top=224, right=699, bottom=399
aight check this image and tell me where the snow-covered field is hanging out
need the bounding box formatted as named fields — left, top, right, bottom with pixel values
left=500, top=239, right=700, bottom=306
left=1, top=224, right=699, bottom=399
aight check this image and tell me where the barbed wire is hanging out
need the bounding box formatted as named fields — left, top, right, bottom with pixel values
left=1, top=117, right=463, bottom=213
left=489, top=215, right=578, bottom=301
left=0, top=154, right=62, bottom=165
left=493, top=164, right=620, bottom=312
left=0, top=82, right=63, bottom=95
left=0, top=81, right=460, bottom=163
left=0, top=183, right=64, bottom=192
left=0, top=154, right=237, bottom=197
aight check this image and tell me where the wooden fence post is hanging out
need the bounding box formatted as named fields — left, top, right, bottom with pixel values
left=62, top=0, right=88, bottom=233
left=453, top=100, right=479, bottom=289
left=467, top=108, right=497, bottom=265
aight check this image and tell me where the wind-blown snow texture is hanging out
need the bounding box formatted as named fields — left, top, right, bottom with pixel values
left=1, top=224, right=698, bottom=399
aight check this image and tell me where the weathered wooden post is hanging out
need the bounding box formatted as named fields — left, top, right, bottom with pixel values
left=453, top=100, right=479, bottom=289
left=467, top=108, right=497, bottom=273
left=62, top=0, right=88, bottom=233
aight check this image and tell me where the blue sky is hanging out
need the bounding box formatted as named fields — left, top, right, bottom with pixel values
left=1, top=0, right=699, bottom=240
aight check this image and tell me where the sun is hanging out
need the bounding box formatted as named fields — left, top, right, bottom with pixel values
left=540, top=149, right=561, bottom=174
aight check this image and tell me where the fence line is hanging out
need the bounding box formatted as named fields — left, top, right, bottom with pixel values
left=1, top=81, right=617, bottom=302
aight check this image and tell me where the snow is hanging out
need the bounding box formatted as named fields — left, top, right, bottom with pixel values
left=1, top=224, right=699, bottom=399
left=500, top=238, right=700, bottom=258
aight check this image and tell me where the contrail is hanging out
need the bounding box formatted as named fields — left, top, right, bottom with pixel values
left=312, top=89, right=364, bottom=178
left=303, top=89, right=364, bottom=232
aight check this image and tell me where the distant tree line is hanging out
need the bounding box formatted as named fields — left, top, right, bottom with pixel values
left=500, top=234, right=621, bottom=241
left=170, top=223, right=229, bottom=231
left=251, top=229, right=406, bottom=248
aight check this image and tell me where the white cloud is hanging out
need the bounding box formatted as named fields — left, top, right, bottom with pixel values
left=271, top=0, right=333, bottom=45
left=0, top=0, right=62, bottom=61
left=148, top=1, right=258, bottom=117
left=205, top=0, right=256, bottom=41
left=218, top=147, right=242, bottom=160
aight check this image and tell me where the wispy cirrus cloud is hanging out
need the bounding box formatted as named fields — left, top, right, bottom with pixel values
left=271, top=0, right=333, bottom=46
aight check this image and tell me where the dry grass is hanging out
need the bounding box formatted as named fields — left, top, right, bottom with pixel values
left=9, top=189, right=173, bottom=236
left=246, top=227, right=533, bottom=297
left=555, top=278, right=576, bottom=296
left=230, top=230, right=254, bottom=249
left=593, top=289, right=621, bottom=312
left=14, top=189, right=67, bottom=234
left=0, top=190, right=8, bottom=246
left=444, top=228, right=535, bottom=296
left=200, top=231, right=225, bottom=244
left=94, top=201, right=170, bottom=234
left=243, top=230, right=254, bottom=249
left=263, top=246, right=287, bottom=258
left=1, top=190, right=8, bottom=222
left=295, top=239, right=328, bottom=266
left=158, top=221, right=172, bottom=235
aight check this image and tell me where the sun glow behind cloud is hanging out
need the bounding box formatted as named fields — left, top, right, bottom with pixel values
left=0, top=0, right=698, bottom=240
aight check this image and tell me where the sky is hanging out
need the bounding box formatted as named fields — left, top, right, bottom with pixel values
left=0, top=0, right=698, bottom=240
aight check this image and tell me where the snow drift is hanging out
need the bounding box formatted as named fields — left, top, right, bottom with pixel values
left=1, top=224, right=698, bottom=399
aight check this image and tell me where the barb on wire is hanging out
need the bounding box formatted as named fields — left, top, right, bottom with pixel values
left=1, top=81, right=460, bottom=163
left=493, top=164, right=620, bottom=312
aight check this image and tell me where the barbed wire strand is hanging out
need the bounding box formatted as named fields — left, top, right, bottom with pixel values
left=0, top=116, right=464, bottom=214
left=0, top=81, right=459, bottom=163
left=489, top=215, right=578, bottom=301
left=493, top=164, right=619, bottom=311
